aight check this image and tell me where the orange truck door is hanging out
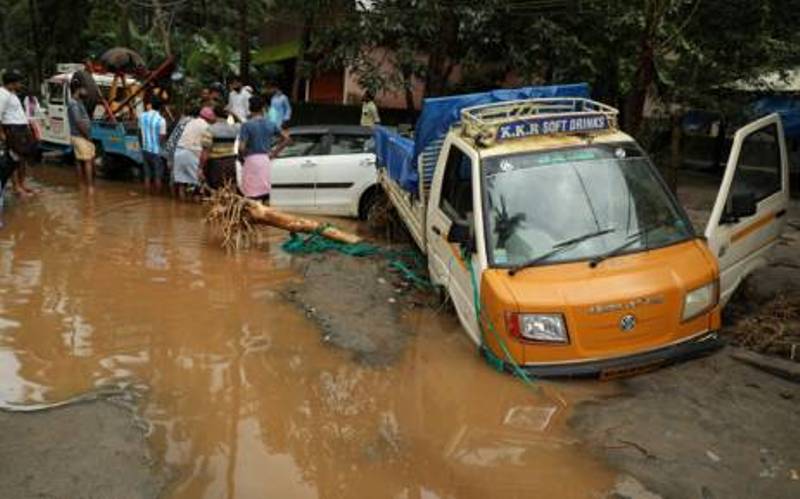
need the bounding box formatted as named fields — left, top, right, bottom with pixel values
left=704, top=113, right=790, bottom=305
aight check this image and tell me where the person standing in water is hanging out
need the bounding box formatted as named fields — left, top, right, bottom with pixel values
left=139, top=98, right=167, bottom=194
left=0, top=70, right=37, bottom=197
left=0, top=127, right=20, bottom=228
left=67, top=79, right=96, bottom=192
left=173, top=106, right=216, bottom=200
left=237, top=96, right=290, bottom=204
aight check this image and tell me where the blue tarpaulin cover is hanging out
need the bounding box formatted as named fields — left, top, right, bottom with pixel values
left=750, top=97, right=800, bottom=139
left=374, top=83, right=591, bottom=194
left=374, top=126, right=416, bottom=191
left=412, top=83, right=590, bottom=159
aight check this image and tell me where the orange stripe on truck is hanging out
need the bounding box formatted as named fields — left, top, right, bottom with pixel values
left=731, top=212, right=777, bottom=244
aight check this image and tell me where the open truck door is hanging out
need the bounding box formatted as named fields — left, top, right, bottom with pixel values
left=704, top=113, right=790, bottom=305
left=427, top=137, right=482, bottom=345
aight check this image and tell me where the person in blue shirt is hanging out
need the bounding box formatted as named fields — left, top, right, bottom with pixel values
left=266, top=82, right=291, bottom=127
left=237, top=96, right=290, bottom=204
left=138, top=98, right=167, bottom=194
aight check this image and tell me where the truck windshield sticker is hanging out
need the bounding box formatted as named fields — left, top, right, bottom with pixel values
left=484, top=144, right=644, bottom=176
left=515, top=148, right=606, bottom=169
left=499, top=160, right=515, bottom=172
left=494, top=249, right=509, bottom=264
left=497, top=114, right=609, bottom=141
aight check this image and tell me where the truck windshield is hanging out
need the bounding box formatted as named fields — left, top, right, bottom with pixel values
left=483, top=144, right=694, bottom=267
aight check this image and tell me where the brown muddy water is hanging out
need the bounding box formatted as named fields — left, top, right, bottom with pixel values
left=0, top=165, right=616, bottom=498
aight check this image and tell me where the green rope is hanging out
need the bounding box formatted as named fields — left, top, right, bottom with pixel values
left=281, top=227, right=534, bottom=386
left=280, top=229, right=433, bottom=290
left=464, top=250, right=537, bottom=388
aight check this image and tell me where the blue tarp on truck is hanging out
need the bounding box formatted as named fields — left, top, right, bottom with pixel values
left=374, top=126, right=416, bottom=193
left=375, top=83, right=591, bottom=194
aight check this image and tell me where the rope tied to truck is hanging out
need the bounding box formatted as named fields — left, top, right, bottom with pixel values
left=462, top=248, right=538, bottom=388
left=281, top=226, right=434, bottom=291
left=280, top=227, right=537, bottom=387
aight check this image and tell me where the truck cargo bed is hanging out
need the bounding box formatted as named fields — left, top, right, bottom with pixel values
left=379, top=170, right=427, bottom=251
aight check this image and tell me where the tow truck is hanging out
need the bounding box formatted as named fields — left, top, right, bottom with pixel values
left=374, top=84, right=789, bottom=378
left=36, top=58, right=175, bottom=173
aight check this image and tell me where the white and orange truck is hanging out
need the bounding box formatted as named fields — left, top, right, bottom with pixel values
left=374, top=84, right=789, bottom=377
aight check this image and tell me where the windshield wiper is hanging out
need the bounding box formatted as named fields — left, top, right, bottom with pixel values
left=508, top=227, right=615, bottom=276
left=588, top=223, right=664, bottom=268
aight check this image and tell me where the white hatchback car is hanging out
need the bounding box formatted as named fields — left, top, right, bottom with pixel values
left=269, top=125, right=378, bottom=219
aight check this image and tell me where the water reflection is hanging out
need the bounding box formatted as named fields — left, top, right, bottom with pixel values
left=0, top=166, right=614, bottom=498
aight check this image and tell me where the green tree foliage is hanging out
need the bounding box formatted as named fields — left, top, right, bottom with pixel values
left=310, top=0, right=799, bottom=118
left=0, top=0, right=269, bottom=89
left=1, top=0, right=798, bottom=129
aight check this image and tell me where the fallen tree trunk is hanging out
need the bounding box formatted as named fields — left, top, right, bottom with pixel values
left=207, top=186, right=362, bottom=250
left=247, top=202, right=362, bottom=244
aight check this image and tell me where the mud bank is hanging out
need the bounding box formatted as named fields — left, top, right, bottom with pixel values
left=0, top=400, right=168, bottom=499
left=285, top=251, right=421, bottom=366
left=571, top=351, right=800, bottom=499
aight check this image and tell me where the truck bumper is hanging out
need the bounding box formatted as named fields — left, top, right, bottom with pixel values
left=484, top=331, right=723, bottom=379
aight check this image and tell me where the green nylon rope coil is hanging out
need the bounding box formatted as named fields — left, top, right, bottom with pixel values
left=281, top=229, right=433, bottom=290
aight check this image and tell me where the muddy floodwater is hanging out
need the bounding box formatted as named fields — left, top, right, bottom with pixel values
left=0, top=166, right=618, bottom=498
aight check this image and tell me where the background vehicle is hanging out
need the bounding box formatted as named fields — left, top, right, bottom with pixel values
left=35, top=57, right=175, bottom=175
left=270, top=125, right=377, bottom=218
left=36, top=68, right=144, bottom=169
left=375, top=84, right=789, bottom=377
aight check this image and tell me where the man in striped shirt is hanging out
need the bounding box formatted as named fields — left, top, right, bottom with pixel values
left=139, top=99, right=167, bottom=193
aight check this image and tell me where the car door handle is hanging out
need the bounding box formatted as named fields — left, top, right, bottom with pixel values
left=359, top=159, right=375, bottom=167
left=301, top=160, right=316, bottom=167
left=432, top=226, right=443, bottom=236
left=775, top=209, right=787, bottom=219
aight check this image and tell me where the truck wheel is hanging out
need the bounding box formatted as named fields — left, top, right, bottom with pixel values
left=358, top=186, right=378, bottom=220
left=363, top=189, right=390, bottom=230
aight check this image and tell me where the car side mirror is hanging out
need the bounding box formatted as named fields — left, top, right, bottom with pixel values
left=447, top=220, right=476, bottom=254
left=721, top=191, right=757, bottom=224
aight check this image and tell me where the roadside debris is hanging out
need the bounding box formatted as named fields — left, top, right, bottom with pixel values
left=706, top=450, right=721, bottom=463
left=725, top=289, right=800, bottom=363
left=730, top=350, right=800, bottom=383
left=206, top=186, right=361, bottom=250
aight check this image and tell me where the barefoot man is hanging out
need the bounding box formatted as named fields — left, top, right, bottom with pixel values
left=67, top=79, right=96, bottom=192
left=0, top=70, right=36, bottom=196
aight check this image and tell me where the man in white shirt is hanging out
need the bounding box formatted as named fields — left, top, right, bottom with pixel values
left=0, top=70, right=36, bottom=197
left=360, top=91, right=381, bottom=127
left=227, top=77, right=252, bottom=123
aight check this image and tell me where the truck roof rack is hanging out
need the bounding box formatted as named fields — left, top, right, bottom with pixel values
left=460, top=97, right=619, bottom=146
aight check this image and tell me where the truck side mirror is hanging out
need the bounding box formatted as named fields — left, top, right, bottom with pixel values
left=447, top=220, right=476, bottom=254
left=721, top=191, right=757, bottom=224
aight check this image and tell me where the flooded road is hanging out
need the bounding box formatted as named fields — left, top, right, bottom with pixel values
left=0, top=166, right=616, bottom=498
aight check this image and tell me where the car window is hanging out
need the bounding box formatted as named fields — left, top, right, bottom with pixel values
left=330, top=134, right=374, bottom=155
left=48, top=82, right=64, bottom=105
left=279, top=133, right=325, bottom=158
left=728, top=123, right=782, bottom=204
left=439, top=145, right=473, bottom=222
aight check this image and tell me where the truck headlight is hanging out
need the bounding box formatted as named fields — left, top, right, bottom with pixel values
left=507, top=313, right=569, bottom=343
left=682, top=281, right=718, bottom=321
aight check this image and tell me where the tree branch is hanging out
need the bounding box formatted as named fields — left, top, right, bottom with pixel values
left=657, top=0, right=703, bottom=55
